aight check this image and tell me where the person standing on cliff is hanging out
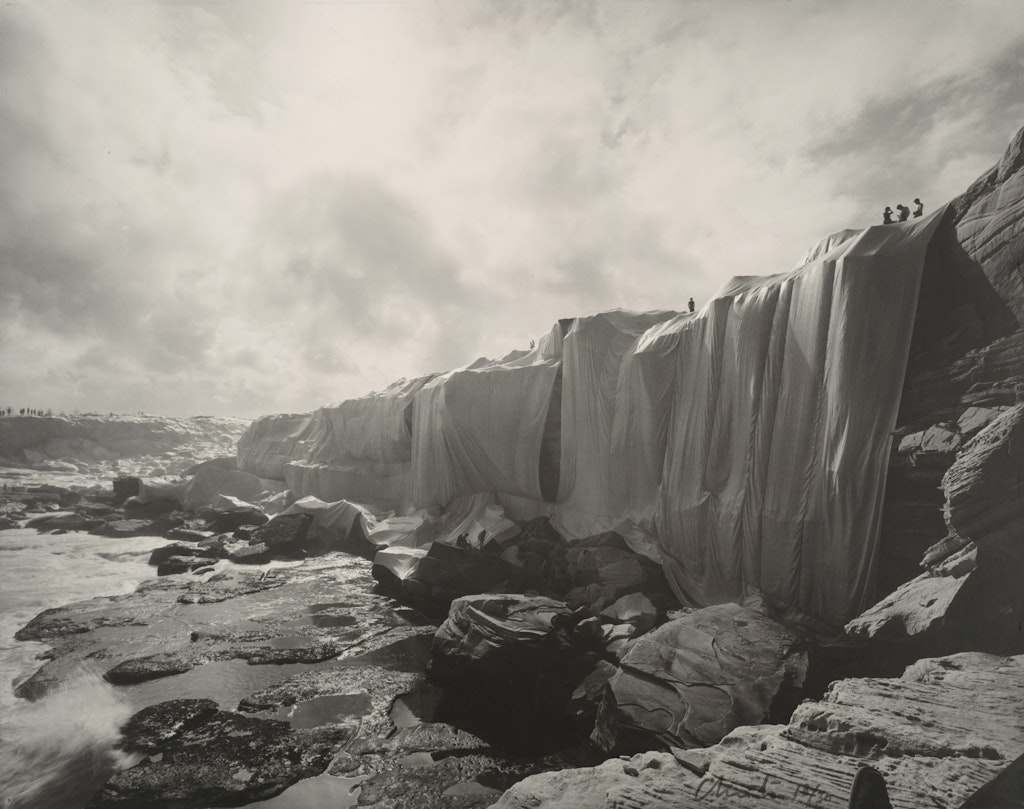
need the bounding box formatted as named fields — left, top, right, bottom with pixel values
left=883, top=206, right=894, bottom=224
left=688, top=297, right=695, bottom=313
left=913, top=198, right=923, bottom=217
left=897, top=204, right=910, bottom=222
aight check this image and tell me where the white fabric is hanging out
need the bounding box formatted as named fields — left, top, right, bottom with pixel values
left=235, top=211, right=945, bottom=626
left=410, top=349, right=561, bottom=508
left=280, top=495, right=377, bottom=545
left=556, top=310, right=678, bottom=515
left=654, top=210, right=946, bottom=625
left=236, top=412, right=315, bottom=479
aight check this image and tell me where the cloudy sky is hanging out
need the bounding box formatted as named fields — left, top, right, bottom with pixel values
left=2, top=1, right=1022, bottom=419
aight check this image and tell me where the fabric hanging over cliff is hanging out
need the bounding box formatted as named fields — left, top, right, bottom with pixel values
left=410, top=340, right=563, bottom=508
left=654, top=210, right=947, bottom=627
left=556, top=310, right=678, bottom=515
left=273, top=375, right=435, bottom=509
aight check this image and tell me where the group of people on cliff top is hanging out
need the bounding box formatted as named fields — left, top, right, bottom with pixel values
left=883, top=198, right=923, bottom=224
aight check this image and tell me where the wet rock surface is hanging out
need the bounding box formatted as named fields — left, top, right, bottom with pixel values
left=88, top=699, right=349, bottom=807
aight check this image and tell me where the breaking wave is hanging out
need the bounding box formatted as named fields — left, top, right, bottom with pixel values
left=0, top=667, right=141, bottom=809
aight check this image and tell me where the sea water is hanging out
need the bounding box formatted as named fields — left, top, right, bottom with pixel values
left=0, top=527, right=364, bottom=809
left=0, top=527, right=167, bottom=808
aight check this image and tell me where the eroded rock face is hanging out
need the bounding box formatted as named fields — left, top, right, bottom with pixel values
left=492, top=652, right=1024, bottom=809
left=594, top=602, right=807, bottom=752
left=849, top=405, right=1024, bottom=653
left=87, top=699, right=347, bottom=807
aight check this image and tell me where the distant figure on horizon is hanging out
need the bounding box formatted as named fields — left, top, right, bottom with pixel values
left=883, top=206, right=894, bottom=224
left=913, top=198, right=924, bottom=217
left=688, top=297, right=695, bottom=313
left=897, top=203, right=910, bottom=222
left=529, top=339, right=535, bottom=349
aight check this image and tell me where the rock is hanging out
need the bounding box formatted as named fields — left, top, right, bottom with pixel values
left=943, top=404, right=1024, bottom=551
left=163, top=527, right=213, bottom=543
left=88, top=699, right=347, bottom=807
left=147, top=543, right=216, bottom=567
left=600, top=593, right=658, bottom=636
left=377, top=542, right=513, bottom=616
left=112, top=476, right=141, bottom=502
left=176, top=570, right=285, bottom=604
left=846, top=544, right=977, bottom=641
left=957, top=405, right=1004, bottom=437
left=431, top=594, right=573, bottom=684
left=920, top=424, right=961, bottom=453
left=247, top=512, right=312, bottom=552
left=594, top=602, right=807, bottom=751
left=25, top=513, right=107, bottom=532
left=202, top=505, right=268, bottom=533
left=104, top=653, right=197, bottom=684
left=227, top=542, right=271, bottom=564
left=852, top=405, right=1024, bottom=653
left=157, top=555, right=215, bottom=576
left=92, top=519, right=157, bottom=538
left=493, top=652, right=1024, bottom=809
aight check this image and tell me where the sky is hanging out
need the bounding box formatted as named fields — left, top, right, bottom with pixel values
left=1, top=1, right=1023, bottom=419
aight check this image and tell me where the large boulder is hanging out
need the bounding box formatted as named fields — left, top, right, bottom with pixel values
left=374, top=541, right=513, bottom=616
left=247, top=512, right=312, bottom=552
left=431, top=594, right=573, bottom=683
left=594, top=602, right=807, bottom=751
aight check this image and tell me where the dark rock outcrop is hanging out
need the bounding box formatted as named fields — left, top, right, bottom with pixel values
left=87, top=699, right=347, bottom=807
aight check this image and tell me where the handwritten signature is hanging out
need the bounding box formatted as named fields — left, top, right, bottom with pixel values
left=694, top=773, right=832, bottom=807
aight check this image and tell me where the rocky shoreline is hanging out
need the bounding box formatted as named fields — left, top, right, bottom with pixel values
left=2, top=433, right=1021, bottom=808
left=3, top=125, right=1024, bottom=808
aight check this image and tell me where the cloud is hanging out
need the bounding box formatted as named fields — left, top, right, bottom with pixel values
left=1, top=0, right=1022, bottom=418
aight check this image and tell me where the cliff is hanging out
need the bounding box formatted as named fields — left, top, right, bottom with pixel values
left=239, top=124, right=1024, bottom=633
left=0, top=414, right=250, bottom=476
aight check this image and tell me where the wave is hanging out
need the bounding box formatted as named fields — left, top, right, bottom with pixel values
left=0, top=667, right=141, bottom=809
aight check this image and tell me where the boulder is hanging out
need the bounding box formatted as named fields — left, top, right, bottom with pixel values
left=92, top=519, right=158, bottom=538
left=201, top=503, right=268, bottom=533
left=957, top=405, right=1004, bottom=438
left=104, top=653, right=196, bottom=684
left=157, top=555, right=215, bottom=576
left=147, top=543, right=216, bottom=567
left=88, top=699, right=347, bottom=807
left=112, top=476, right=141, bottom=502
left=431, top=594, right=573, bottom=684
left=227, top=542, right=271, bottom=564
left=376, top=541, right=513, bottom=616
left=25, top=513, right=107, bottom=532
left=594, top=602, right=807, bottom=751
left=247, top=512, right=312, bottom=552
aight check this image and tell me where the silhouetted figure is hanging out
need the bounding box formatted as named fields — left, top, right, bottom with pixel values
left=688, top=297, right=695, bottom=313
left=848, top=766, right=892, bottom=809
left=883, top=206, right=894, bottom=224
left=913, top=198, right=923, bottom=217
left=897, top=204, right=910, bottom=222
left=529, top=339, right=535, bottom=349
left=455, top=532, right=469, bottom=548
